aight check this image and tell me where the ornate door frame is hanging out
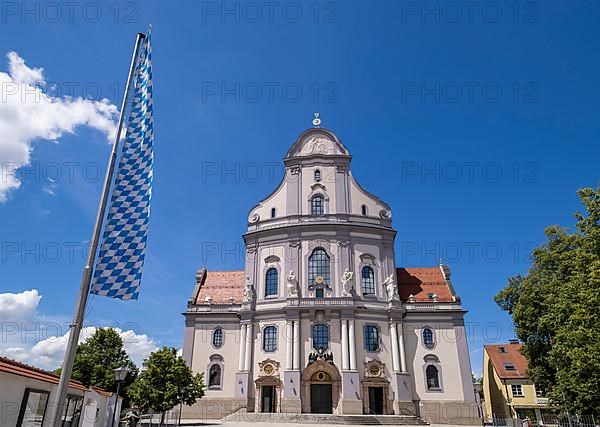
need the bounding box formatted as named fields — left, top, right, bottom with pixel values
left=255, top=359, right=282, bottom=413
left=301, top=359, right=342, bottom=414
left=361, top=360, right=391, bottom=415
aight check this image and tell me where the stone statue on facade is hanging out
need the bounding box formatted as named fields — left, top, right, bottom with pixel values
left=287, top=270, right=298, bottom=298
left=341, top=268, right=354, bottom=296
left=243, top=276, right=255, bottom=303
left=384, top=273, right=398, bottom=301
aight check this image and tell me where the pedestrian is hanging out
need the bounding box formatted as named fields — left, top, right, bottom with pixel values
left=120, top=405, right=140, bottom=427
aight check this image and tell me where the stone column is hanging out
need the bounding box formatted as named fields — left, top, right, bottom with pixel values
left=244, top=322, right=253, bottom=372
left=238, top=324, right=247, bottom=372
left=348, top=319, right=357, bottom=370
left=293, top=320, right=300, bottom=370
left=286, top=321, right=293, bottom=370
left=398, top=322, right=407, bottom=373
left=235, top=322, right=250, bottom=406
left=390, top=321, right=401, bottom=373
left=283, top=317, right=302, bottom=414
left=390, top=320, right=415, bottom=415
left=341, top=316, right=361, bottom=414
left=341, top=319, right=349, bottom=370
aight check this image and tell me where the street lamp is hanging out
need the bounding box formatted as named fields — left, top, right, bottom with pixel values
left=111, top=367, right=129, bottom=427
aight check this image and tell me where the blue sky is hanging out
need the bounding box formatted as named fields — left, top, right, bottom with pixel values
left=0, top=1, right=599, bottom=374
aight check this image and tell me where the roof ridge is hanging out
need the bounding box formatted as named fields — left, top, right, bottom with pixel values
left=0, top=355, right=114, bottom=392
left=206, top=269, right=245, bottom=273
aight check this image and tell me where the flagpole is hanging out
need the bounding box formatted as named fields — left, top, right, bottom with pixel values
left=51, top=32, right=146, bottom=427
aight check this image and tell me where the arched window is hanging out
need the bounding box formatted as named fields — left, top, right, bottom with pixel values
left=265, top=268, right=278, bottom=298
left=271, top=207, right=276, bottom=218
left=361, top=204, right=367, bottom=215
left=308, top=248, right=330, bottom=285
left=207, top=355, right=224, bottom=390
left=314, top=169, right=321, bottom=182
left=313, top=324, right=329, bottom=350
left=426, top=365, right=440, bottom=390
left=263, top=326, right=277, bottom=352
left=361, top=266, right=375, bottom=295
left=311, top=195, right=324, bottom=215
left=364, top=325, right=379, bottom=352
left=212, top=328, right=224, bottom=348
left=209, top=364, right=221, bottom=387
left=422, top=328, right=435, bottom=349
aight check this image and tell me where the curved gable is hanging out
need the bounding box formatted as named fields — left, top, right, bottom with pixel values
left=285, top=128, right=350, bottom=160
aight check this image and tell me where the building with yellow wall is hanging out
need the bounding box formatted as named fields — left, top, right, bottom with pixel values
left=483, top=341, right=554, bottom=423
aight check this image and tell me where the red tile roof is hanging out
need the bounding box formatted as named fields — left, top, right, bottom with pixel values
left=191, top=266, right=456, bottom=304
left=0, top=356, right=86, bottom=391
left=195, top=270, right=245, bottom=304
left=485, top=343, right=528, bottom=379
left=396, top=267, right=455, bottom=302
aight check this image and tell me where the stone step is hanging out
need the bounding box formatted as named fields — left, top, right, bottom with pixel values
left=222, top=411, right=429, bottom=425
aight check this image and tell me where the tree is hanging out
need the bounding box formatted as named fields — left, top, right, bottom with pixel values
left=129, top=347, right=204, bottom=425
left=72, top=328, right=138, bottom=397
left=495, top=186, right=600, bottom=416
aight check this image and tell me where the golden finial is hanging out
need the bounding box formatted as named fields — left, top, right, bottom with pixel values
left=312, top=112, right=321, bottom=128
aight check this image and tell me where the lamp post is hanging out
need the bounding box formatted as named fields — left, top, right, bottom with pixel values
left=111, top=367, right=129, bottom=427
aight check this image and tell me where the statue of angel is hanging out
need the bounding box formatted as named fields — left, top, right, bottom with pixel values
left=384, top=273, right=398, bottom=301
left=341, top=268, right=354, bottom=296
left=287, top=270, right=298, bottom=297
left=243, top=276, right=255, bottom=303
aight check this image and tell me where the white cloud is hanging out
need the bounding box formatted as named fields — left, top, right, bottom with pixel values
left=0, top=289, right=160, bottom=370
left=0, top=52, right=118, bottom=202
left=1, top=324, right=159, bottom=370
left=119, top=329, right=160, bottom=366
left=0, top=289, right=41, bottom=320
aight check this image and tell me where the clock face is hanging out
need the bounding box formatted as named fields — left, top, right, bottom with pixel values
left=315, top=276, right=324, bottom=285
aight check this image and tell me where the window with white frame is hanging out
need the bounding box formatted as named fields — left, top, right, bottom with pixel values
left=265, top=268, right=278, bottom=298
left=511, top=384, right=524, bottom=397
left=535, top=384, right=544, bottom=397
left=263, top=326, right=277, bottom=352
left=311, top=195, right=324, bottom=215
left=364, top=325, right=380, bottom=352
left=422, top=327, right=435, bottom=349
left=312, top=324, right=329, bottom=350
left=207, top=355, right=224, bottom=390
left=212, top=327, right=224, bottom=348
left=361, top=266, right=375, bottom=295
left=423, top=354, right=442, bottom=392
left=314, top=169, right=321, bottom=182
left=308, top=248, right=330, bottom=285
left=426, top=365, right=441, bottom=390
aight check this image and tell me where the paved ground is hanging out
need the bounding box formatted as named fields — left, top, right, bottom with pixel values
left=219, top=423, right=471, bottom=427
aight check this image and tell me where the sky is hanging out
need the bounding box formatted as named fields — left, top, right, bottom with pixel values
left=0, top=1, right=599, bottom=376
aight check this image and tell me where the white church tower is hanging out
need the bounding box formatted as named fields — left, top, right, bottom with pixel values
left=182, top=121, right=479, bottom=424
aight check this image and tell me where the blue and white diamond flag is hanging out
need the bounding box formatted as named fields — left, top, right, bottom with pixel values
left=91, top=32, right=153, bottom=301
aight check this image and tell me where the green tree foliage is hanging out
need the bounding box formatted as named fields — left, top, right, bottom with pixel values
left=72, top=328, right=138, bottom=396
left=495, top=186, right=600, bottom=416
left=129, top=347, right=204, bottom=420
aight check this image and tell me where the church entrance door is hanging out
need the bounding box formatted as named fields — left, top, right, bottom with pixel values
left=368, top=387, right=384, bottom=415
left=310, top=384, right=333, bottom=414
left=261, top=386, right=276, bottom=413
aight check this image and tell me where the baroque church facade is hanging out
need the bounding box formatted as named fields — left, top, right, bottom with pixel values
left=182, top=125, right=479, bottom=424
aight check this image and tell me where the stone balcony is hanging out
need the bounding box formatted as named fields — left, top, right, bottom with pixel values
left=286, top=296, right=355, bottom=307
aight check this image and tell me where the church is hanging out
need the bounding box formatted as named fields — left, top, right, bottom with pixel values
left=181, top=122, right=479, bottom=424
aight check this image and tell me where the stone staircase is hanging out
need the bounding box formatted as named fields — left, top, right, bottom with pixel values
left=222, top=410, right=429, bottom=425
